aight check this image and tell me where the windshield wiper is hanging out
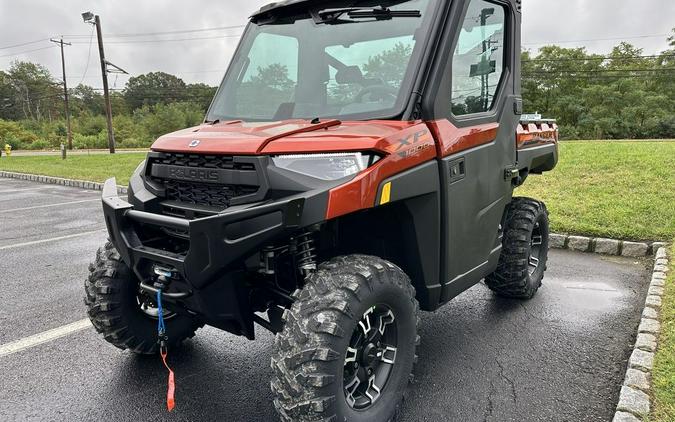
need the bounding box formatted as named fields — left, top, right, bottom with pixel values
left=313, top=7, right=420, bottom=24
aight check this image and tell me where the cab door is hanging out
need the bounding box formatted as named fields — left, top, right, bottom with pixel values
left=422, top=0, right=521, bottom=304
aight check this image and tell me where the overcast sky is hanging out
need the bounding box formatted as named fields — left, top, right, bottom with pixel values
left=0, top=0, right=673, bottom=87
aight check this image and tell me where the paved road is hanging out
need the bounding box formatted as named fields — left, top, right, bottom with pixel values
left=0, top=178, right=651, bottom=421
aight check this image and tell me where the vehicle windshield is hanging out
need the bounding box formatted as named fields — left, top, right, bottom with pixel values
left=206, top=0, right=439, bottom=122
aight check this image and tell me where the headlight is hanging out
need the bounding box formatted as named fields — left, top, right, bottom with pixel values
left=271, top=152, right=379, bottom=181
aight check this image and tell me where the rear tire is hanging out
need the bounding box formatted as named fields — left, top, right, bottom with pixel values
left=485, top=197, right=549, bottom=299
left=84, top=241, right=202, bottom=354
left=271, top=255, right=419, bottom=422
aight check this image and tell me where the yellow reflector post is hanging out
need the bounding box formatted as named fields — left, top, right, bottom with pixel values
left=380, top=182, right=391, bottom=205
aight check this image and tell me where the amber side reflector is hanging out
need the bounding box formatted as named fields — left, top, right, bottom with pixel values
left=380, top=182, right=391, bottom=205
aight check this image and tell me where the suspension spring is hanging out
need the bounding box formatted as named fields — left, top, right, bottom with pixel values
left=294, top=231, right=317, bottom=276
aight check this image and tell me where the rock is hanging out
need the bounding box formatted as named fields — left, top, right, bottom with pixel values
left=629, top=349, right=654, bottom=371
left=648, top=286, right=664, bottom=296
left=622, top=241, right=649, bottom=257
left=642, top=307, right=658, bottom=320
left=568, top=235, right=590, bottom=252
left=616, top=386, right=650, bottom=416
left=549, top=233, right=566, bottom=249
left=595, top=238, right=620, bottom=255
left=645, top=295, right=662, bottom=308
left=612, top=411, right=642, bottom=422
left=638, top=318, right=660, bottom=334
left=635, top=333, right=657, bottom=352
left=623, top=368, right=650, bottom=391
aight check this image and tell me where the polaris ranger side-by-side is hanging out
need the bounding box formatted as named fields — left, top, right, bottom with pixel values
left=86, top=0, right=558, bottom=420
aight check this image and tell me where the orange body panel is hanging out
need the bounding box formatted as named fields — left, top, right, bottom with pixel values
left=150, top=118, right=555, bottom=221
left=516, top=121, right=558, bottom=149
left=152, top=120, right=420, bottom=155
left=426, top=119, right=500, bottom=157
left=324, top=123, right=436, bottom=219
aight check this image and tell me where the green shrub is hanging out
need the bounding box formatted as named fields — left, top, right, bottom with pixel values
left=134, top=102, right=204, bottom=139
left=0, top=119, right=38, bottom=148
left=28, top=139, right=50, bottom=150
left=73, top=132, right=108, bottom=149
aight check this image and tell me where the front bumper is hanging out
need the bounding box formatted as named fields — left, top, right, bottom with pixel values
left=102, top=176, right=330, bottom=338
left=102, top=177, right=309, bottom=289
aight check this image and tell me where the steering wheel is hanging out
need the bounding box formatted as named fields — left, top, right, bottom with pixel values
left=354, top=85, right=398, bottom=103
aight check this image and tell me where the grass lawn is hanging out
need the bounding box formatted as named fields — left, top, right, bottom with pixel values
left=0, top=153, right=146, bottom=186
left=1, top=141, right=674, bottom=240
left=518, top=141, right=675, bottom=241
left=652, top=244, right=675, bottom=422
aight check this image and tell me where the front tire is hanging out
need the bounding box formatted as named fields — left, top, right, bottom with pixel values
left=485, top=197, right=550, bottom=299
left=84, top=242, right=202, bottom=354
left=271, top=255, right=419, bottom=422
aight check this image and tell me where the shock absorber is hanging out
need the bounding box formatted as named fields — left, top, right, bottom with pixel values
left=294, top=231, right=317, bottom=276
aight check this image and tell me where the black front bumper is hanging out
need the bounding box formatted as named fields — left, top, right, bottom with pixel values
left=103, top=178, right=307, bottom=288
left=101, top=177, right=324, bottom=338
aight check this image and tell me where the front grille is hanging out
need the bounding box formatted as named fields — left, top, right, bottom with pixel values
left=152, top=153, right=256, bottom=171
left=147, top=152, right=265, bottom=212
left=165, top=181, right=259, bottom=208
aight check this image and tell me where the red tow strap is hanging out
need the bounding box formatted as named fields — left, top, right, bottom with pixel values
left=161, top=349, right=176, bottom=411
left=157, top=288, right=175, bottom=412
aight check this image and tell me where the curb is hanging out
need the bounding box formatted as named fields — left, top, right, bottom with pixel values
left=0, top=171, right=127, bottom=196
left=613, top=247, right=669, bottom=421
left=549, top=233, right=667, bottom=257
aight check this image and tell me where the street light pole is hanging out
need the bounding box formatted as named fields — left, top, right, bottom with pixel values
left=83, top=12, right=115, bottom=154
left=50, top=37, right=73, bottom=150
left=95, top=15, right=116, bottom=154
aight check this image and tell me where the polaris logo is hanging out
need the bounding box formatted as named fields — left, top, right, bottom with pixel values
left=168, top=167, right=219, bottom=182
left=189, top=139, right=200, bottom=147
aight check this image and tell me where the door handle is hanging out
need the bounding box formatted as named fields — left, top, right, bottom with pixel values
left=449, top=158, right=465, bottom=183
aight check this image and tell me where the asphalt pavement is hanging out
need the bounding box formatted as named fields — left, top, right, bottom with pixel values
left=0, top=177, right=651, bottom=422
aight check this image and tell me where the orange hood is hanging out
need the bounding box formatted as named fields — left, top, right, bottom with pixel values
left=151, top=119, right=420, bottom=155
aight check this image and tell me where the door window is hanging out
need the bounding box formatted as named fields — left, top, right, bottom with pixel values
left=450, top=0, right=506, bottom=116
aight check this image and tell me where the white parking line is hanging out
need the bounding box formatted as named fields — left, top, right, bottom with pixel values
left=0, top=319, right=91, bottom=358
left=0, top=198, right=99, bottom=213
left=0, top=229, right=106, bottom=250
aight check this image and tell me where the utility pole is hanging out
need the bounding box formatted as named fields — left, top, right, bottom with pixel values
left=50, top=38, right=73, bottom=150
left=83, top=12, right=115, bottom=153
left=95, top=15, right=115, bottom=154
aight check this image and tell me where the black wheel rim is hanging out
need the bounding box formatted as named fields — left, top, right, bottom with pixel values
left=343, top=305, right=398, bottom=410
left=529, top=221, right=543, bottom=275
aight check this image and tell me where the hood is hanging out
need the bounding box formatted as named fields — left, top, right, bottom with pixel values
left=151, top=119, right=419, bottom=155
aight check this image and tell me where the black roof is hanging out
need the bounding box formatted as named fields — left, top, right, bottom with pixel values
left=250, top=0, right=412, bottom=21
left=251, top=0, right=320, bottom=20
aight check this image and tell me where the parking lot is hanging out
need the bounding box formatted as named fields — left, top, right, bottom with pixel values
left=0, top=177, right=652, bottom=422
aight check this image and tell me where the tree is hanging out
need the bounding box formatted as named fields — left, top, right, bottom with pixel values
left=2, top=61, right=61, bottom=121
left=70, top=84, right=103, bottom=116
left=236, top=63, right=295, bottom=118
left=521, top=40, right=675, bottom=139
left=186, top=83, right=217, bottom=112
left=123, top=71, right=187, bottom=110
left=363, top=42, right=413, bottom=85
left=248, top=63, right=295, bottom=91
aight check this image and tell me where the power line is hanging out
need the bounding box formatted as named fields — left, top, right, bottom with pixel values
left=0, top=38, right=50, bottom=50
left=75, top=25, right=96, bottom=86
left=523, top=54, right=675, bottom=63
left=523, top=33, right=670, bottom=45
left=525, top=68, right=675, bottom=74
left=61, top=24, right=246, bottom=39
left=523, top=74, right=673, bottom=80
left=68, top=33, right=243, bottom=45
left=0, top=45, right=56, bottom=59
